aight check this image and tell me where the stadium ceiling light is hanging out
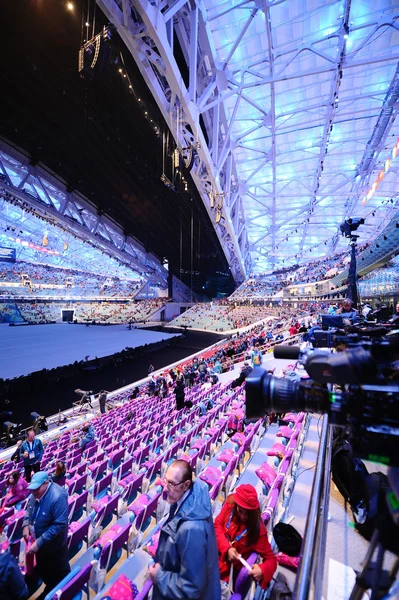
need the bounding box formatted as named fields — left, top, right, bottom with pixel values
left=67, top=2, right=74, bottom=10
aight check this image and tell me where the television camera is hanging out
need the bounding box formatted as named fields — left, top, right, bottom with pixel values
left=246, top=332, right=399, bottom=466
left=246, top=330, right=399, bottom=598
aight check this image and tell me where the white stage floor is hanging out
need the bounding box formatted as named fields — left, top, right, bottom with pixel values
left=0, top=323, right=181, bottom=380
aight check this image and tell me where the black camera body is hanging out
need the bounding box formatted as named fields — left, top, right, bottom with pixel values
left=245, top=333, right=399, bottom=466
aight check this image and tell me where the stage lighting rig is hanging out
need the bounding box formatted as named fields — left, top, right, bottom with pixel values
left=2, top=421, right=21, bottom=445
left=74, top=389, right=95, bottom=411
left=30, top=411, right=48, bottom=435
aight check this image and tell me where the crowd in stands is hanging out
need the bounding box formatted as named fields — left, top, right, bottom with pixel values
left=169, top=302, right=312, bottom=332
left=0, top=261, right=144, bottom=299
left=358, top=256, right=399, bottom=296
left=230, top=251, right=352, bottom=300
left=0, top=299, right=164, bottom=325
left=169, top=304, right=235, bottom=331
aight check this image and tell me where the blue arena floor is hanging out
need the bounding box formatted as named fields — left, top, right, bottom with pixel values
left=0, top=323, right=181, bottom=379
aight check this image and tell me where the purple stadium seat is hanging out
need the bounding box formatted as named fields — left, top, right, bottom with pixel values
left=93, top=472, right=112, bottom=500
left=144, top=454, right=164, bottom=482
left=0, top=507, right=14, bottom=529
left=132, top=444, right=150, bottom=468
left=0, top=479, right=8, bottom=499
left=67, top=517, right=91, bottom=558
left=5, top=509, right=25, bottom=541
left=82, top=441, right=97, bottom=460
left=108, top=448, right=125, bottom=470
left=44, top=562, right=94, bottom=600
left=119, top=471, right=144, bottom=504
left=114, top=456, right=133, bottom=482
left=68, top=489, right=89, bottom=522
left=91, top=492, right=119, bottom=528
left=128, top=490, right=162, bottom=530
left=278, top=448, right=294, bottom=475
left=97, top=522, right=131, bottom=571
left=88, top=458, right=108, bottom=482
left=230, top=553, right=258, bottom=600
left=68, top=462, right=86, bottom=479
left=66, top=472, right=86, bottom=496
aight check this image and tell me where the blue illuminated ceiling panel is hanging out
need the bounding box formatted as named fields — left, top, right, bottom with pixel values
left=0, top=143, right=168, bottom=284
left=203, top=0, right=399, bottom=271
left=99, top=0, right=399, bottom=278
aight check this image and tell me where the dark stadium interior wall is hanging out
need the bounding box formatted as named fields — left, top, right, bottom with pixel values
left=0, top=0, right=235, bottom=297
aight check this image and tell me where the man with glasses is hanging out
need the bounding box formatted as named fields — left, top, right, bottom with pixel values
left=147, top=459, right=221, bottom=599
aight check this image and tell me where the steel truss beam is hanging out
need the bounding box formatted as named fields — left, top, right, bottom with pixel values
left=97, top=0, right=250, bottom=283
left=0, top=141, right=167, bottom=285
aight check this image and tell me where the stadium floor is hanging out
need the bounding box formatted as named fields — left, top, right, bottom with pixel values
left=0, top=323, right=181, bottom=380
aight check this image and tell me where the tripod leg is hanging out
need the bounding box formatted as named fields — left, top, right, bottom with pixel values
left=349, top=530, right=379, bottom=600
left=370, top=542, right=384, bottom=600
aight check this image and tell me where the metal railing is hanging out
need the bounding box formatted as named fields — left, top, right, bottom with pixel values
left=294, top=415, right=332, bottom=600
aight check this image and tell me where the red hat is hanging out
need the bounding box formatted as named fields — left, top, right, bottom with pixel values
left=234, top=484, right=260, bottom=510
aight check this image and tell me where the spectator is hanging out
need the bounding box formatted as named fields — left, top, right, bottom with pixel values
left=79, top=423, right=95, bottom=452
left=250, top=345, right=263, bottom=368
left=231, top=362, right=253, bottom=389
left=389, top=301, right=399, bottom=325
left=22, top=471, right=70, bottom=599
left=147, top=460, right=221, bottom=599
left=51, top=461, right=66, bottom=485
left=0, top=536, right=29, bottom=599
left=98, top=390, right=109, bottom=415
left=1, top=471, right=28, bottom=508
left=10, top=439, right=22, bottom=463
left=174, top=378, right=186, bottom=411
left=20, top=429, right=44, bottom=483
left=148, top=364, right=155, bottom=375
left=215, top=484, right=276, bottom=598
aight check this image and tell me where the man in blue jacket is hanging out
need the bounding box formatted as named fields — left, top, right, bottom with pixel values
left=20, top=429, right=44, bottom=482
left=22, top=471, right=70, bottom=599
left=0, top=541, right=29, bottom=599
left=80, top=422, right=95, bottom=452
left=148, top=460, right=221, bottom=600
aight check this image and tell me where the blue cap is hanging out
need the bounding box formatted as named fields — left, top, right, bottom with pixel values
left=27, top=471, right=49, bottom=490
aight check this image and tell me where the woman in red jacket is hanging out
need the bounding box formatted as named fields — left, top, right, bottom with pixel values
left=215, top=484, right=276, bottom=595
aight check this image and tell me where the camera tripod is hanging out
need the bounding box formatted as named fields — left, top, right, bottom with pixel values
left=349, top=521, right=399, bottom=600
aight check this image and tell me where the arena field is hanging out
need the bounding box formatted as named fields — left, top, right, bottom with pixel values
left=0, top=323, right=181, bottom=380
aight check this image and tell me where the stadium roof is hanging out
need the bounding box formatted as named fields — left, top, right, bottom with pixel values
left=1, top=1, right=399, bottom=290
left=98, top=0, right=399, bottom=282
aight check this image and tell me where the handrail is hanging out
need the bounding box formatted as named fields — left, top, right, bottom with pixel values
left=294, top=414, right=330, bottom=600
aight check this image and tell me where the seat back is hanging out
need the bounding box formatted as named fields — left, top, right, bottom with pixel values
left=66, top=472, right=86, bottom=496
left=94, top=492, right=119, bottom=527
left=93, top=472, right=112, bottom=499
left=99, top=522, right=131, bottom=570
left=89, top=458, right=107, bottom=481
left=67, top=517, right=91, bottom=555
left=51, top=562, right=93, bottom=600
left=145, top=454, right=164, bottom=482
left=68, top=489, right=89, bottom=522
left=83, top=442, right=97, bottom=460
left=117, top=457, right=133, bottom=480
left=109, top=448, right=125, bottom=469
